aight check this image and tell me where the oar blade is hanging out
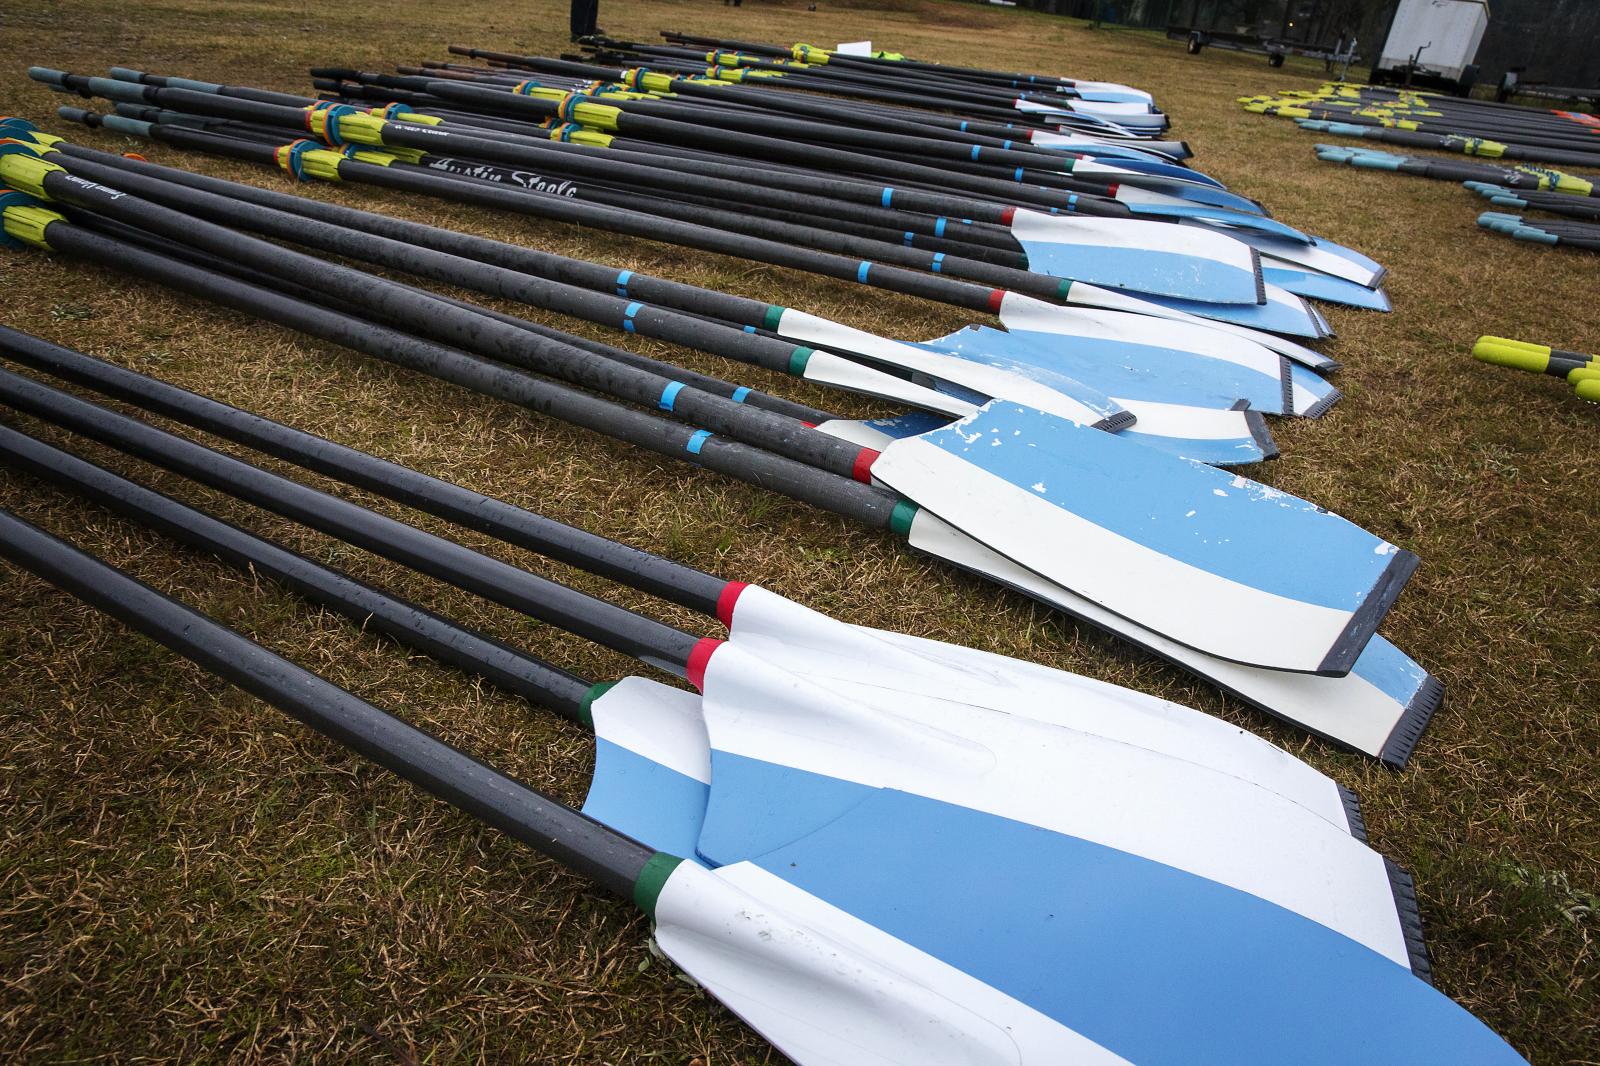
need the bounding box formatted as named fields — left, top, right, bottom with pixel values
left=1010, top=210, right=1265, bottom=305
left=899, top=509, right=1441, bottom=765
left=714, top=583, right=1358, bottom=830
left=1264, top=263, right=1394, bottom=311
left=666, top=788, right=1523, bottom=1066
left=582, top=678, right=712, bottom=860
left=870, top=402, right=1415, bottom=674
left=694, top=644, right=1420, bottom=966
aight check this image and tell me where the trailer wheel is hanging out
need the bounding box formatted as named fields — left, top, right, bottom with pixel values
left=1186, top=32, right=1205, bottom=54
left=1268, top=51, right=1285, bottom=67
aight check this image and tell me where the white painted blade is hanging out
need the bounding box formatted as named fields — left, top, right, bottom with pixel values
left=800, top=348, right=978, bottom=418
left=1010, top=210, right=1263, bottom=305
left=721, top=584, right=1355, bottom=833
left=653, top=861, right=1108, bottom=1065
left=698, top=642, right=1416, bottom=966
left=775, top=308, right=1126, bottom=427
left=1066, top=281, right=1338, bottom=369
left=903, top=508, right=1430, bottom=760
left=868, top=403, right=1414, bottom=674
left=652, top=858, right=1523, bottom=1065
left=998, top=292, right=1290, bottom=382
left=1183, top=220, right=1384, bottom=287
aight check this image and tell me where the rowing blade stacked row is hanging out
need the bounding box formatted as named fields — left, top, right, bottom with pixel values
left=0, top=34, right=1526, bottom=1065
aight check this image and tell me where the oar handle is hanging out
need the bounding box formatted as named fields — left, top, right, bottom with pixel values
left=0, top=418, right=599, bottom=720
left=0, top=505, right=659, bottom=900
left=0, top=326, right=736, bottom=619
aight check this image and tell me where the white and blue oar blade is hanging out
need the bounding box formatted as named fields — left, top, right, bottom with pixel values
left=695, top=641, right=1422, bottom=966
left=1124, top=202, right=1308, bottom=240
left=1115, top=399, right=1278, bottom=466
left=1062, top=282, right=1342, bottom=370
left=1067, top=155, right=1240, bottom=192
left=1129, top=281, right=1328, bottom=340
left=907, top=324, right=1276, bottom=463
left=716, top=583, right=1360, bottom=834
left=773, top=308, right=1131, bottom=429
left=900, top=508, right=1443, bottom=766
left=582, top=677, right=711, bottom=860
left=869, top=402, right=1417, bottom=675
left=787, top=346, right=983, bottom=418
left=1064, top=80, right=1155, bottom=103
left=1204, top=223, right=1387, bottom=288
left=1265, top=263, right=1394, bottom=311
left=1030, top=128, right=1198, bottom=165
left=994, top=294, right=1300, bottom=413
left=1010, top=209, right=1264, bottom=305
left=654, top=788, right=1522, bottom=1064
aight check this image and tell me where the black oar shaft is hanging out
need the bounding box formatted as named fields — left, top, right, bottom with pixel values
left=28, top=155, right=865, bottom=480
left=0, top=328, right=736, bottom=618
left=0, top=419, right=594, bottom=718
left=0, top=366, right=706, bottom=675
left=85, top=114, right=1015, bottom=316
left=16, top=220, right=901, bottom=532
left=0, top=506, right=656, bottom=898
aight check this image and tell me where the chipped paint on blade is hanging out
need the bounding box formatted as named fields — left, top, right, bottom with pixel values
left=903, top=510, right=1437, bottom=760
left=1009, top=209, right=1263, bottom=305
left=870, top=403, right=1411, bottom=673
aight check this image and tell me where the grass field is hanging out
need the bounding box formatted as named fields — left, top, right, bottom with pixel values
left=1, top=0, right=1596, bottom=1060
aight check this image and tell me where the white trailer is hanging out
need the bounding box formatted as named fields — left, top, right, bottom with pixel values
left=1373, top=0, right=1491, bottom=92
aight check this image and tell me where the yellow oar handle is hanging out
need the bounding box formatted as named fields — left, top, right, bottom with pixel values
left=1473, top=342, right=1555, bottom=373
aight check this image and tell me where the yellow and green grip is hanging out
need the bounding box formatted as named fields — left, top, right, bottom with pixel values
left=1473, top=336, right=1600, bottom=382
left=0, top=188, right=63, bottom=249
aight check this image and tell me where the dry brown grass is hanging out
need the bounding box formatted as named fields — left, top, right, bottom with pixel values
left=0, top=0, right=1596, bottom=1061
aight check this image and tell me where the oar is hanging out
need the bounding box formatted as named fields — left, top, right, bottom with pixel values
left=29, top=118, right=1306, bottom=463
left=0, top=167, right=1408, bottom=676
left=0, top=326, right=1372, bottom=790
left=48, top=126, right=1334, bottom=428
left=1477, top=212, right=1600, bottom=250
left=1293, top=116, right=1600, bottom=170
left=0, top=364, right=1434, bottom=971
left=644, top=33, right=1170, bottom=129
left=1316, top=144, right=1600, bottom=196
left=1467, top=185, right=1600, bottom=221
left=333, top=61, right=1255, bottom=216
left=0, top=192, right=1439, bottom=759
left=38, top=70, right=1266, bottom=306
left=605, top=36, right=1169, bottom=134
left=446, top=46, right=1197, bottom=166
left=0, top=326, right=1431, bottom=769
left=0, top=507, right=1524, bottom=1063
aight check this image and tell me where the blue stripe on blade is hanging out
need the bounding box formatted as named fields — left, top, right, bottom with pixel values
left=913, top=402, right=1398, bottom=610
left=1015, top=239, right=1260, bottom=305
left=582, top=738, right=710, bottom=863
left=707, top=757, right=1520, bottom=1065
